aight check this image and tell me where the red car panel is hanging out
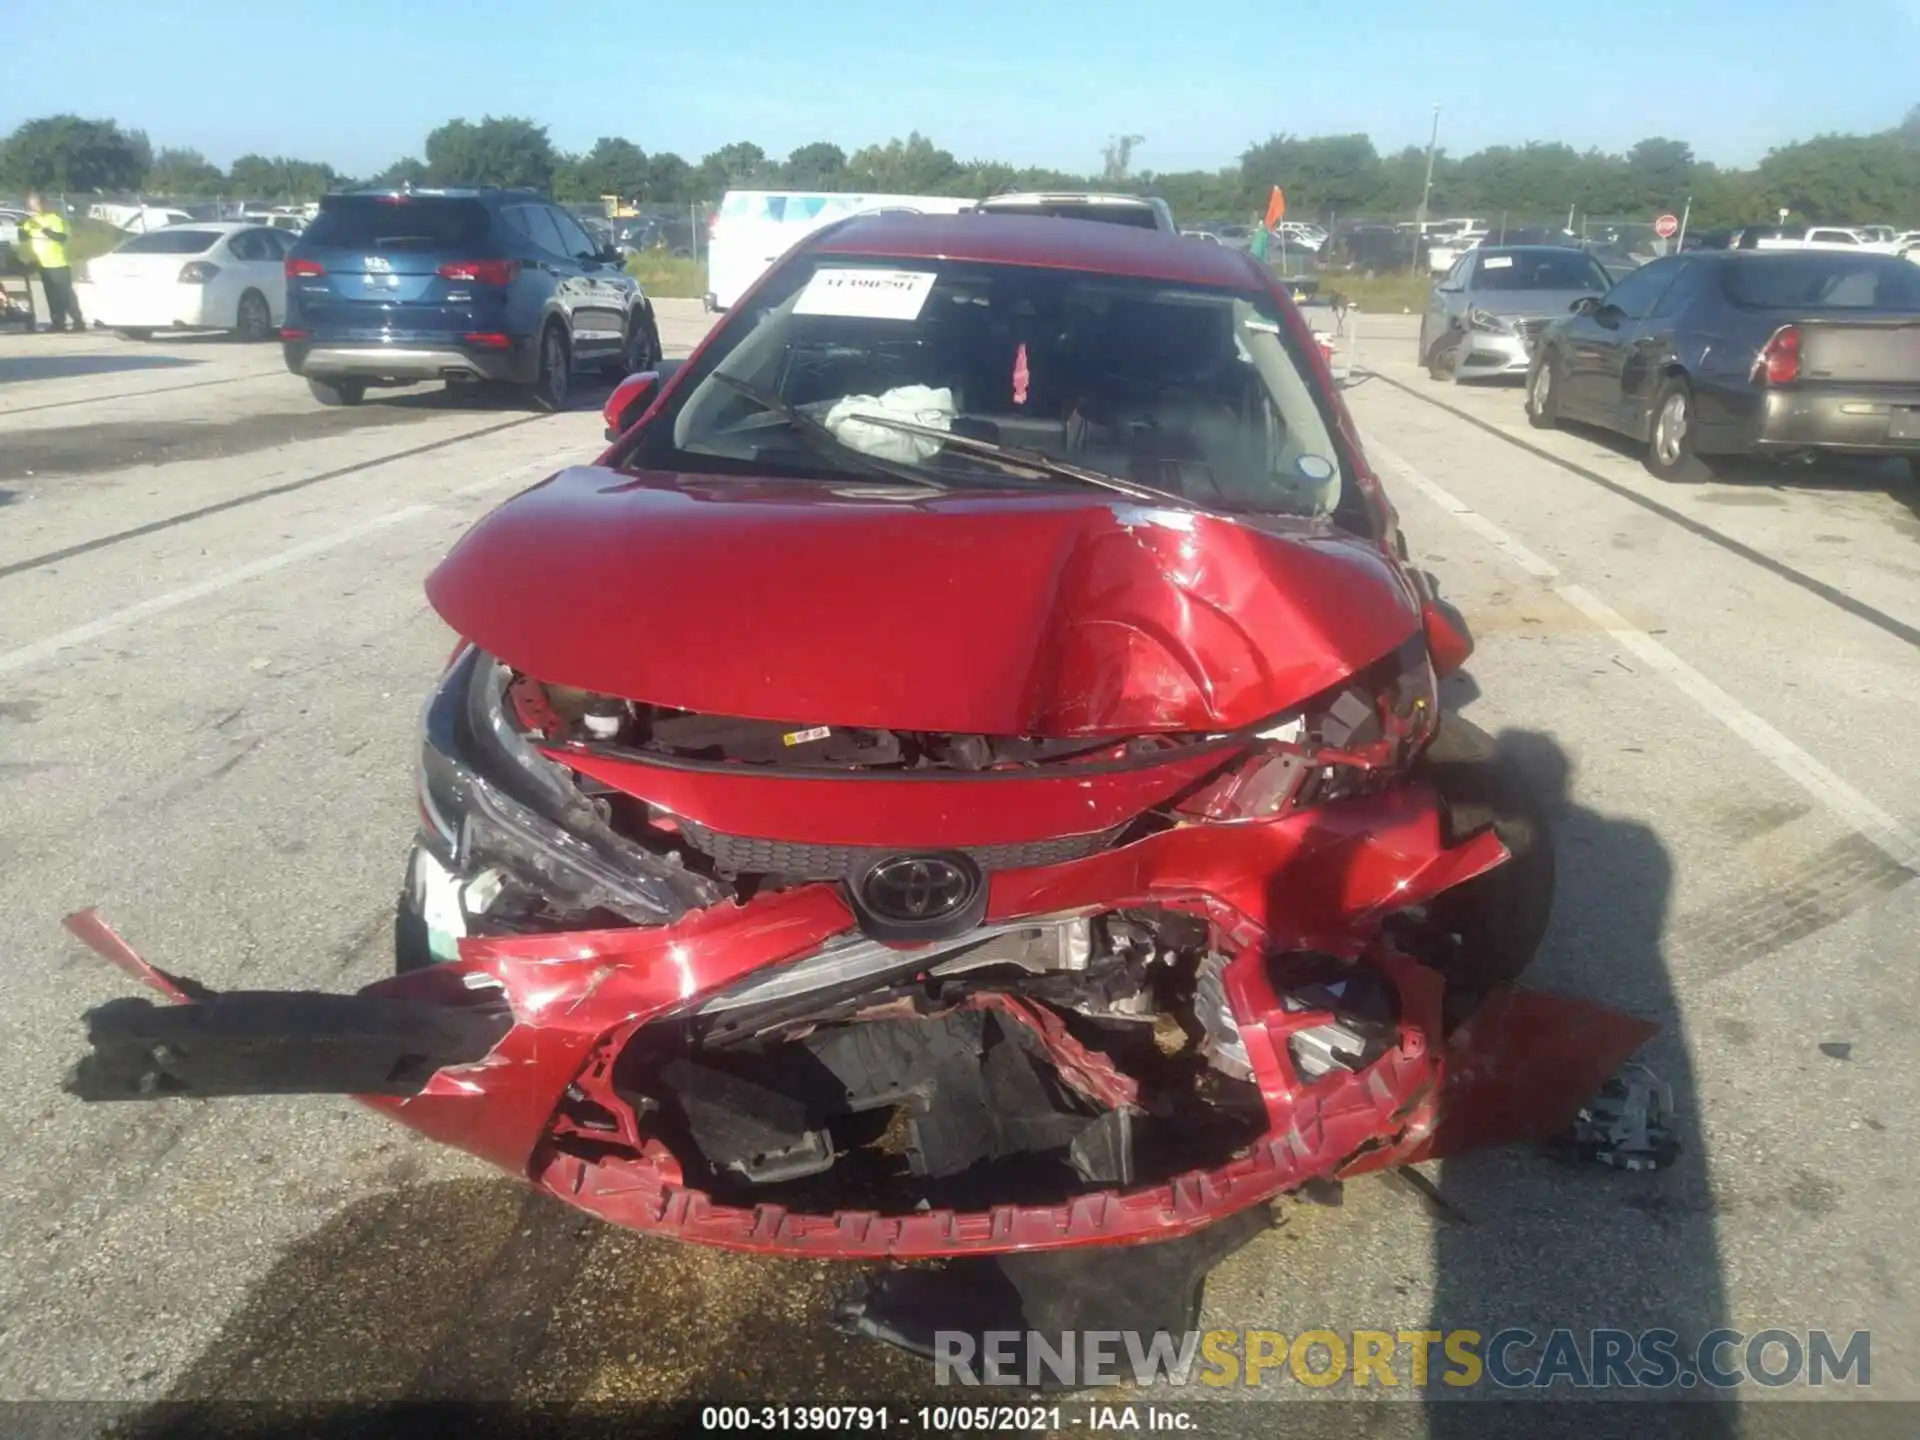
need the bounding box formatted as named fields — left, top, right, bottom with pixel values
left=424, top=472, right=1422, bottom=735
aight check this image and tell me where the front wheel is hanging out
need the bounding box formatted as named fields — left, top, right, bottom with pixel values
left=1525, top=351, right=1562, bottom=429
left=1414, top=715, right=1557, bottom=993
left=1645, top=377, right=1712, bottom=482
left=308, top=376, right=366, bottom=407
left=616, top=310, right=660, bottom=376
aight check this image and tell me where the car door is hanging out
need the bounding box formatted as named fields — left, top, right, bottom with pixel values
left=1561, top=258, right=1681, bottom=426
left=224, top=227, right=288, bottom=323
left=1421, top=256, right=1470, bottom=363
left=546, top=206, right=630, bottom=362
left=1613, top=260, right=1702, bottom=436
left=506, top=203, right=583, bottom=347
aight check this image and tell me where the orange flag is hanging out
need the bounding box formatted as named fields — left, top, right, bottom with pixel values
left=1263, top=186, right=1286, bottom=227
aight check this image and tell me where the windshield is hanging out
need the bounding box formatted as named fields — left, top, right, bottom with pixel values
left=1474, top=250, right=1609, bottom=291
left=628, top=254, right=1355, bottom=523
left=303, top=196, right=489, bottom=251
left=118, top=229, right=221, bottom=255
left=1721, top=255, right=1920, bottom=310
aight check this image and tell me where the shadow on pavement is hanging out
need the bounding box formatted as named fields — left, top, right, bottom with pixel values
left=118, top=1176, right=941, bottom=1437
left=1425, top=725, right=1730, bottom=1438
left=0, top=354, right=199, bottom=383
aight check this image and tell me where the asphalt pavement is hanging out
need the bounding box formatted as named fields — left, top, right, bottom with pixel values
left=0, top=303, right=1914, bottom=1430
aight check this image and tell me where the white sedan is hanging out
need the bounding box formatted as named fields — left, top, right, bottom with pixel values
left=78, top=222, right=291, bottom=341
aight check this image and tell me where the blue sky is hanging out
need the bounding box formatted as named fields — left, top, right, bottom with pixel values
left=2, top=0, right=1914, bottom=176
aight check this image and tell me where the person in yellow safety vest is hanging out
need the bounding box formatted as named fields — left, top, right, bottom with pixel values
left=20, top=193, right=87, bottom=335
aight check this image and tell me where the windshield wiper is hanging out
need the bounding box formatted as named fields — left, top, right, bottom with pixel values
left=707, top=372, right=949, bottom=489
left=838, top=412, right=1202, bottom=509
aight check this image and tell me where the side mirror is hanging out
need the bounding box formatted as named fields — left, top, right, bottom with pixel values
left=600, top=359, right=685, bottom=441
left=602, top=371, right=660, bottom=441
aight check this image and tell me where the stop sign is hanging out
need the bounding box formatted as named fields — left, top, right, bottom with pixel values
left=1654, top=213, right=1679, bottom=239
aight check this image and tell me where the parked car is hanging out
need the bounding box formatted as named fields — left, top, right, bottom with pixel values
left=1426, top=228, right=1487, bottom=275
left=706, top=190, right=977, bottom=312
left=1419, top=245, right=1614, bottom=382
left=281, top=187, right=660, bottom=410
left=69, top=211, right=1657, bottom=1318
left=972, top=191, right=1177, bottom=232
left=78, top=223, right=292, bottom=341
left=1525, top=248, right=1920, bottom=481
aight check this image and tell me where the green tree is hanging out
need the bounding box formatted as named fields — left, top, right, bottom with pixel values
left=782, top=141, right=848, bottom=189
left=1, top=114, right=149, bottom=191
left=424, top=116, right=558, bottom=191
left=1620, top=137, right=1695, bottom=211
left=228, top=154, right=337, bottom=201
left=1142, top=168, right=1243, bottom=225
left=1240, top=133, right=1380, bottom=216
left=565, top=137, right=650, bottom=202
left=645, top=151, right=694, bottom=203
left=695, top=141, right=774, bottom=198
left=144, top=146, right=225, bottom=197
left=1753, top=133, right=1920, bottom=222
left=370, top=156, right=430, bottom=187
left=845, top=133, right=965, bottom=194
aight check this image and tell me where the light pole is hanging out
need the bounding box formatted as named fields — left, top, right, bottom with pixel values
left=1412, top=105, right=1440, bottom=275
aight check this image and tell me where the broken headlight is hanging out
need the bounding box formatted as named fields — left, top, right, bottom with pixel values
left=1173, top=632, right=1437, bottom=823
left=415, top=647, right=712, bottom=927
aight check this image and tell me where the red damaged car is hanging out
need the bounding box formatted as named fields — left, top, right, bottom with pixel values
left=66, top=215, right=1667, bottom=1336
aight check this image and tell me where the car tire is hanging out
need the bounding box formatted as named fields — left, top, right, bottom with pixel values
left=308, top=376, right=366, bottom=407
left=1645, top=376, right=1712, bottom=482
left=1905, top=456, right=1920, bottom=487
left=1525, top=350, right=1563, bottom=429
left=1414, top=714, right=1557, bottom=995
left=527, top=322, right=570, bottom=412
left=1423, top=332, right=1454, bottom=382
left=234, top=289, right=273, bottom=343
left=114, top=328, right=153, bottom=341
left=614, top=310, right=660, bottom=376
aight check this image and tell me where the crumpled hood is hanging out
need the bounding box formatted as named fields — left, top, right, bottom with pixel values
left=425, top=467, right=1422, bottom=736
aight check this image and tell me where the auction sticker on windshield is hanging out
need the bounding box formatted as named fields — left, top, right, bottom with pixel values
left=794, top=268, right=938, bottom=320
left=1482, top=255, right=1514, bottom=268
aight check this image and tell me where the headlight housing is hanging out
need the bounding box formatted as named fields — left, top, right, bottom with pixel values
left=415, top=647, right=718, bottom=926
left=1172, top=633, right=1438, bottom=823
left=1467, top=308, right=1512, bottom=334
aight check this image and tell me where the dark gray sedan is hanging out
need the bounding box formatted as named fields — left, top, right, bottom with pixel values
left=1525, top=249, right=1920, bottom=482
left=1419, top=246, right=1615, bottom=382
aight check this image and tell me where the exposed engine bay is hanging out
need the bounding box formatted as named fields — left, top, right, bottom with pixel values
left=584, top=908, right=1397, bottom=1214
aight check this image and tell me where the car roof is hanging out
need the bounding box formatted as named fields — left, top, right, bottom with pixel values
left=127, top=221, right=261, bottom=234
left=979, top=191, right=1155, bottom=206
left=808, top=212, right=1266, bottom=288
left=1470, top=244, right=1590, bottom=258
left=328, top=187, right=539, bottom=203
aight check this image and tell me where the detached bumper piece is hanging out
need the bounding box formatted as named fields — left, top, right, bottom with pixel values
left=60, top=909, right=511, bottom=1102
left=67, top=992, right=512, bottom=1101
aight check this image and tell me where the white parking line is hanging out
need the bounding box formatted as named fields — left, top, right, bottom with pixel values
left=0, top=447, right=581, bottom=682
left=1367, top=435, right=1920, bottom=873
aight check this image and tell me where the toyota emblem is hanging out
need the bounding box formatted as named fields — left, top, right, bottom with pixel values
left=858, top=854, right=980, bottom=924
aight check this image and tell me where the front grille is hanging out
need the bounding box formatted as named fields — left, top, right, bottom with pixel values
left=1517, top=318, right=1551, bottom=353
left=677, top=820, right=1119, bottom=880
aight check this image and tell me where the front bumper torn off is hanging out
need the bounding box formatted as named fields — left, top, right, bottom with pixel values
left=59, top=782, right=1660, bottom=1261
